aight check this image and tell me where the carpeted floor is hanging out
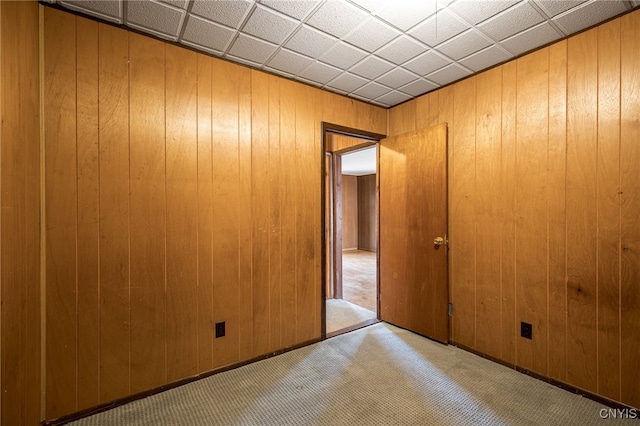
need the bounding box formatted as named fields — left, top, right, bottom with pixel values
left=69, top=323, right=636, bottom=426
left=326, top=298, right=377, bottom=333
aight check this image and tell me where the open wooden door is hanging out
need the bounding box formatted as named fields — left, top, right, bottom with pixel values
left=379, top=123, right=448, bottom=343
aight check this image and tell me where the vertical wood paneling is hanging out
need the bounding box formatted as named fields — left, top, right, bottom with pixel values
left=547, top=41, right=567, bottom=381
left=295, top=84, right=317, bottom=343
left=238, top=66, right=253, bottom=361
left=279, top=79, right=297, bottom=348
left=357, top=174, right=377, bottom=252
left=196, top=54, right=214, bottom=372
left=165, top=45, right=199, bottom=382
left=596, top=20, right=621, bottom=401
left=620, top=10, right=640, bottom=408
left=251, top=70, right=270, bottom=357
left=342, top=175, right=358, bottom=250
left=76, top=16, right=100, bottom=410
left=500, top=61, right=517, bottom=365
left=515, top=49, right=549, bottom=375
left=474, top=67, right=502, bottom=359
left=451, top=78, right=476, bottom=347
left=98, top=23, right=130, bottom=402
left=0, top=2, right=40, bottom=425
left=566, top=30, right=598, bottom=392
left=129, top=32, right=166, bottom=393
left=44, top=9, right=78, bottom=418
left=268, top=74, right=282, bottom=353
left=388, top=100, right=416, bottom=136
left=211, top=59, right=240, bottom=367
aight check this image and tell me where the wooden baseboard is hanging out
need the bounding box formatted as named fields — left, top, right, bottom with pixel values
left=450, top=340, right=635, bottom=411
left=42, top=337, right=322, bottom=426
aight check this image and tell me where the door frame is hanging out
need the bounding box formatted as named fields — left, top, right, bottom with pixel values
left=320, top=122, right=386, bottom=339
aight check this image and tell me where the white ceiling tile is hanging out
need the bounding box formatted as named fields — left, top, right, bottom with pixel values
left=190, top=0, right=253, bottom=29
left=306, top=0, right=369, bottom=38
left=159, top=0, right=188, bottom=9
left=375, top=90, right=412, bottom=106
left=459, top=44, right=512, bottom=72
left=449, top=0, right=520, bottom=25
left=478, top=1, right=546, bottom=42
left=242, top=5, right=299, bottom=44
left=436, top=29, right=492, bottom=61
left=403, top=50, right=450, bottom=76
left=299, top=61, right=343, bottom=84
left=284, top=25, right=338, bottom=58
left=375, top=68, right=419, bottom=88
left=182, top=15, right=236, bottom=52
left=398, top=78, right=439, bottom=96
left=344, top=17, right=401, bottom=52
left=533, top=0, right=588, bottom=18
left=408, top=9, right=468, bottom=47
left=353, top=81, right=393, bottom=100
left=375, top=1, right=437, bottom=31
left=228, top=34, right=278, bottom=64
left=319, top=42, right=368, bottom=70
left=501, top=21, right=561, bottom=56
left=552, top=0, right=628, bottom=35
left=226, top=54, right=261, bottom=68
left=375, top=35, right=426, bottom=65
left=260, top=0, right=321, bottom=20
left=59, top=0, right=122, bottom=23
left=426, top=63, right=471, bottom=86
left=266, top=48, right=314, bottom=74
left=326, top=72, right=369, bottom=93
left=127, top=0, right=185, bottom=39
left=295, top=75, right=323, bottom=87
left=349, top=55, right=395, bottom=79
left=347, top=0, right=387, bottom=13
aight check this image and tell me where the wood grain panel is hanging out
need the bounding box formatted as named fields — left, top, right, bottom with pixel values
left=251, top=70, right=270, bottom=357
left=328, top=133, right=371, bottom=153
left=500, top=61, right=517, bottom=365
left=566, top=30, right=598, bottom=392
left=75, top=16, right=100, bottom=410
left=98, top=23, right=131, bottom=403
left=342, top=175, right=358, bottom=250
left=197, top=54, right=214, bottom=372
left=279, top=79, right=297, bottom=348
left=44, top=9, right=78, bottom=418
left=515, top=49, right=549, bottom=375
left=388, top=100, right=416, bottom=136
left=295, top=84, right=317, bottom=343
left=129, top=32, right=166, bottom=393
left=211, top=59, right=240, bottom=367
left=357, top=174, right=377, bottom=252
left=238, top=66, right=253, bottom=360
left=268, top=74, right=282, bottom=352
left=415, top=95, right=429, bottom=130
left=0, top=2, right=40, bottom=425
left=450, top=78, right=476, bottom=347
left=547, top=41, right=568, bottom=382
left=596, top=20, right=621, bottom=401
left=165, top=45, right=199, bottom=382
left=474, top=67, right=502, bottom=359
left=620, top=10, right=640, bottom=408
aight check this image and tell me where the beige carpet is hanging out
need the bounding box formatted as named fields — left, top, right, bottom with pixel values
left=70, top=323, right=636, bottom=426
left=326, top=298, right=377, bottom=334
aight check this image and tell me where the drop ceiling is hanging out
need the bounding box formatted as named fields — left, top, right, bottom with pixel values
left=44, top=0, right=638, bottom=107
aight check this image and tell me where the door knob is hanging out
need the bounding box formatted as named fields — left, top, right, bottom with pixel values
left=434, top=235, right=447, bottom=246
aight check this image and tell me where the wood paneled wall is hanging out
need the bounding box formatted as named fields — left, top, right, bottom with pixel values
left=0, top=2, right=41, bottom=426
left=387, top=10, right=640, bottom=408
left=357, top=174, right=377, bottom=252
left=42, top=8, right=386, bottom=421
left=342, top=175, right=358, bottom=250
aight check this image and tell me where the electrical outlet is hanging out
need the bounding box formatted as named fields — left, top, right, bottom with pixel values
left=215, top=321, right=225, bottom=338
left=521, top=322, right=532, bottom=339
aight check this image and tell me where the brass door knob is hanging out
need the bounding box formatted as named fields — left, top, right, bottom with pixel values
left=434, top=237, right=445, bottom=246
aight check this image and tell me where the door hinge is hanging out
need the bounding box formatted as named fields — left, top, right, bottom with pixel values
left=448, top=303, right=453, bottom=316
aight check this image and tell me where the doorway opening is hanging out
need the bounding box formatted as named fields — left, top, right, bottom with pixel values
left=322, top=124, right=385, bottom=338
